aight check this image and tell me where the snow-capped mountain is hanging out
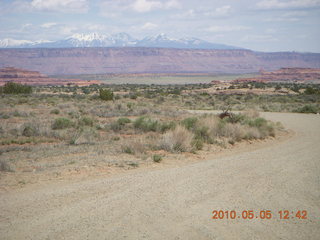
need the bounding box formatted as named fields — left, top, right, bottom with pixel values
left=0, top=39, right=52, bottom=48
left=136, top=33, right=238, bottom=49
left=0, top=33, right=241, bottom=49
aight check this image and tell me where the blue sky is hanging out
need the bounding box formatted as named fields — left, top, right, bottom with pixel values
left=0, top=0, right=319, bottom=52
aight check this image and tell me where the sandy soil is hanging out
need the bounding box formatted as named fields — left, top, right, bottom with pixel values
left=0, top=112, right=319, bottom=239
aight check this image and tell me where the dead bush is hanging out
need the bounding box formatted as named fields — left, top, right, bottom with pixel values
left=159, top=125, right=194, bottom=153
left=121, top=138, right=147, bottom=155
left=245, top=127, right=262, bottom=139
left=70, top=127, right=97, bottom=145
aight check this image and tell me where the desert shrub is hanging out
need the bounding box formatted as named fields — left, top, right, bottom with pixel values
left=2, top=82, right=32, bottom=94
left=226, top=114, right=246, bottom=124
left=294, top=105, right=318, bottom=114
left=99, top=88, right=114, bottom=101
left=247, top=117, right=268, bottom=128
left=122, top=146, right=134, bottom=154
left=0, top=160, right=14, bottom=172
left=181, top=117, right=198, bottom=130
left=110, top=117, right=131, bottom=131
left=117, top=117, right=131, bottom=125
left=194, top=126, right=210, bottom=142
left=192, top=138, right=204, bottom=150
left=244, top=127, right=262, bottom=139
left=52, top=117, right=73, bottom=130
left=110, top=121, right=122, bottom=131
left=78, top=116, right=94, bottom=127
left=275, top=85, right=282, bottom=90
left=153, top=154, right=162, bottom=163
left=82, top=88, right=91, bottom=94
left=70, top=127, right=97, bottom=145
left=0, top=113, right=10, bottom=119
left=50, top=109, right=60, bottom=114
left=159, top=121, right=176, bottom=133
left=12, top=110, right=28, bottom=117
left=243, top=117, right=275, bottom=138
left=22, top=124, right=39, bottom=137
left=304, top=87, right=319, bottom=95
left=193, top=114, right=275, bottom=142
left=133, top=117, right=159, bottom=132
left=221, top=123, right=246, bottom=141
left=129, top=93, right=138, bottom=99
left=121, top=139, right=146, bottom=155
left=159, top=125, right=194, bottom=153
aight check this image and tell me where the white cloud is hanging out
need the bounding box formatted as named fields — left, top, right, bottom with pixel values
left=173, top=9, right=195, bottom=19
left=22, top=23, right=33, bottom=29
left=132, top=0, right=162, bottom=12
left=59, top=26, right=77, bottom=36
left=164, top=0, right=181, bottom=9
left=41, top=22, right=58, bottom=28
left=206, top=25, right=250, bottom=33
left=256, top=0, right=320, bottom=10
left=31, top=0, right=89, bottom=13
left=83, top=24, right=106, bottom=31
left=264, top=10, right=308, bottom=21
left=265, top=28, right=277, bottom=34
left=99, top=1, right=130, bottom=18
left=241, top=35, right=278, bottom=42
left=203, top=5, right=232, bottom=17
left=141, top=22, right=158, bottom=30
left=132, top=0, right=180, bottom=12
left=214, top=5, right=231, bottom=16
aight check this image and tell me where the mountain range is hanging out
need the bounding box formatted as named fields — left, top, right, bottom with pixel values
left=1, top=48, right=319, bottom=75
left=0, top=33, right=241, bottom=50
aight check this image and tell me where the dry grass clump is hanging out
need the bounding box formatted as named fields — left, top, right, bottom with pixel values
left=121, top=138, right=147, bottom=155
left=0, top=159, right=14, bottom=172
left=221, top=123, right=247, bottom=141
left=178, top=113, right=277, bottom=148
left=159, top=125, right=194, bottom=153
left=70, top=127, right=98, bottom=145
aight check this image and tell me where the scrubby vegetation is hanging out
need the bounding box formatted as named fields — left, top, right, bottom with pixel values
left=2, top=80, right=317, bottom=182
left=99, top=88, right=114, bottom=101
left=0, top=82, right=32, bottom=94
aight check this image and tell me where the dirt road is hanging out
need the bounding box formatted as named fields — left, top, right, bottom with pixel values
left=1, top=112, right=319, bottom=239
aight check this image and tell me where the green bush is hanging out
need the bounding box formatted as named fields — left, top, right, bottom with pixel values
left=122, top=146, right=134, bottom=154
left=110, top=118, right=131, bottom=132
left=133, top=117, right=159, bottom=132
left=52, top=117, right=73, bottom=130
left=22, top=124, right=38, bottom=137
left=2, top=82, right=32, bottom=94
left=181, top=117, right=198, bottom=130
left=294, top=105, right=318, bottom=114
left=194, top=126, right=210, bottom=142
left=78, top=116, right=94, bottom=126
left=304, top=87, right=319, bottom=95
left=159, top=121, right=176, bottom=133
left=50, top=109, right=60, bottom=114
left=99, top=88, right=114, bottom=101
left=117, top=117, right=131, bottom=125
left=192, top=138, right=204, bottom=150
left=152, top=154, right=162, bottom=163
left=247, top=117, right=268, bottom=128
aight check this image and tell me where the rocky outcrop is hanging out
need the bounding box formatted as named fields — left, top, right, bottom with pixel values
left=0, top=67, right=101, bottom=86
left=233, top=68, right=320, bottom=83
left=0, top=48, right=319, bottom=75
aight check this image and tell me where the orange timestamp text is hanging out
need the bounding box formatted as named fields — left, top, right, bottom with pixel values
left=211, top=210, right=307, bottom=220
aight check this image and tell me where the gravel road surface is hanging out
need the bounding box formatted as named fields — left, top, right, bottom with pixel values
left=0, top=112, right=319, bottom=239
